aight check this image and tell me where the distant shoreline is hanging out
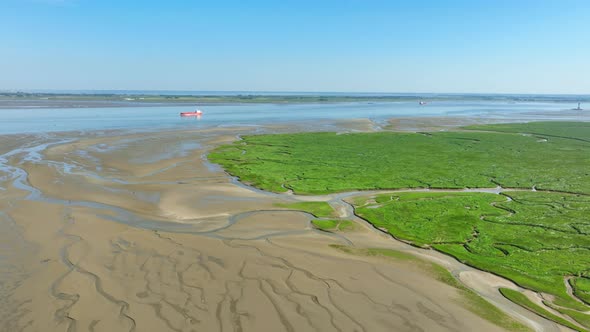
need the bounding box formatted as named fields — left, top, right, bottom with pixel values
left=1, top=91, right=588, bottom=109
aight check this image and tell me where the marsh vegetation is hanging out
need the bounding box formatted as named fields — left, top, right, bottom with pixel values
left=210, top=123, right=590, bottom=195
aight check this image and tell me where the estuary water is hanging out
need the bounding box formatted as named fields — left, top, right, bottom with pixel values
left=0, top=100, right=584, bottom=135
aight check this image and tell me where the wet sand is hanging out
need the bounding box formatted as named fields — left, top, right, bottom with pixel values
left=0, top=120, right=570, bottom=331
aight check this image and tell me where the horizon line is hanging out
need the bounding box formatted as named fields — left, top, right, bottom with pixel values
left=2, top=89, right=590, bottom=97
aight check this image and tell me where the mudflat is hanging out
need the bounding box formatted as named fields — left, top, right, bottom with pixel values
left=0, top=121, right=565, bottom=331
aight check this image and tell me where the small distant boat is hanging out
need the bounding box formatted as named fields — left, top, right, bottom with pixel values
left=419, top=101, right=427, bottom=105
left=180, top=109, right=203, bottom=117
left=573, top=103, right=583, bottom=111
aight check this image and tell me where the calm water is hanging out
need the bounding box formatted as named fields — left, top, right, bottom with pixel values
left=0, top=101, right=582, bottom=135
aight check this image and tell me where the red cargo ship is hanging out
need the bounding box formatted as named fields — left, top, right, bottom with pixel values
left=180, top=109, right=203, bottom=117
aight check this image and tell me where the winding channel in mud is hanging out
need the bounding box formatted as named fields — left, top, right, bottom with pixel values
left=0, top=124, right=573, bottom=332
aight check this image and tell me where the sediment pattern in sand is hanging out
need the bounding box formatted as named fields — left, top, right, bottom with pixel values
left=0, top=124, right=563, bottom=331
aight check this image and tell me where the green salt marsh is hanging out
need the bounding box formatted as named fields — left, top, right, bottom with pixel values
left=209, top=123, right=590, bottom=195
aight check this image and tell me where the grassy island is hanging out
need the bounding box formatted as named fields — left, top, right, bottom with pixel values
left=210, top=122, right=590, bottom=330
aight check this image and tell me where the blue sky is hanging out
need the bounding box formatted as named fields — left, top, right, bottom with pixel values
left=1, top=0, right=589, bottom=93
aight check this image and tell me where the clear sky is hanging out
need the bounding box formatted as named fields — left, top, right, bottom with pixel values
left=1, top=0, right=589, bottom=94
